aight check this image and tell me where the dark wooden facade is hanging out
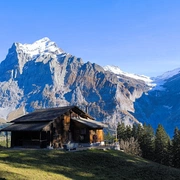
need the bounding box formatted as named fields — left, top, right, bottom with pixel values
left=1, top=106, right=105, bottom=148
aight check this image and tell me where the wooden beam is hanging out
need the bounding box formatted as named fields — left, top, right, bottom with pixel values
left=5, top=132, right=8, bottom=148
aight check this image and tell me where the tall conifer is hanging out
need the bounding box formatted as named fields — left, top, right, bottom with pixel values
left=140, top=124, right=155, bottom=160
left=154, top=124, right=170, bottom=165
left=172, top=127, right=180, bottom=168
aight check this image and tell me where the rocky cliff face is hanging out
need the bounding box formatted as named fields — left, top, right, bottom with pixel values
left=0, top=37, right=150, bottom=127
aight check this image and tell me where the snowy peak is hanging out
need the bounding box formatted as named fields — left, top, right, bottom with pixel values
left=15, top=37, right=64, bottom=58
left=154, top=68, right=180, bottom=81
left=104, top=65, right=180, bottom=91
left=104, top=65, right=123, bottom=74
left=104, top=65, right=154, bottom=86
left=150, top=68, right=180, bottom=91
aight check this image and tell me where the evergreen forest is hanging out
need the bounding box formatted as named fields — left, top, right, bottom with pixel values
left=114, top=123, right=180, bottom=168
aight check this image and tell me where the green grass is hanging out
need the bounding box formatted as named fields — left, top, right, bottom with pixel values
left=0, top=148, right=180, bottom=180
left=0, top=138, right=10, bottom=148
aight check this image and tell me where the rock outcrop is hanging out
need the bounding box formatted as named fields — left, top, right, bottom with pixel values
left=0, top=38, right=150, bottom=127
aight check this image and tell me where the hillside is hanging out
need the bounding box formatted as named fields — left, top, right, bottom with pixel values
left=0, top=149, right=180, bottom=180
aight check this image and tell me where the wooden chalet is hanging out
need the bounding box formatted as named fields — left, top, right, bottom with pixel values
left=1, top=106, right=107, bottom=148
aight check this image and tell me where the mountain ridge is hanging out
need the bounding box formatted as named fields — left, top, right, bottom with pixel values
left=0, top=38, right=149, bottom=127
left=0, top=37, right=180, bottom=136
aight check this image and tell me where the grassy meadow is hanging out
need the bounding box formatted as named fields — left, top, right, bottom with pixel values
left=0, top=148, right=180, bottom=180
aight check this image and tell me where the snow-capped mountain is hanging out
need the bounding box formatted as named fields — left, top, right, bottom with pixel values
left=150, top=68, right=180, bottom=90
left=1, top=37, right=180, bottom=136
left=16, top=37, right=64, bottom=58
left=103, top=66, right=180, bottom=136
left=133, top=68, right=180, bottom=137
left=0, top=37, right=150, bottom=127
left=155, top=68, right=180, bottom=81
left=104, top=65, right=155, bottom=87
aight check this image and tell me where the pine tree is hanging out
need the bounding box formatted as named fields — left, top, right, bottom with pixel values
left=132, top=124, right=138, bottom=140
left=172, top=127, right=180, bottom=168
left=166, top=139, right=173, bottom=166
left=136, top=124, right=144, bottom=141
left=154, top=124, right=170, bottom=165
left=117, top=122, right=126, bottom=140
left=125, top=125, right=132, bottom=140
left=140, top=124, right=155, bottom=160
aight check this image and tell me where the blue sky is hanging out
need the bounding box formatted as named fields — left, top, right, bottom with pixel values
left=1, top=0, right=180, bottom=77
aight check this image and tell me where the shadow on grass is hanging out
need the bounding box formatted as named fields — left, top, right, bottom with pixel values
left=0, top=170, right=26, bottom=180
left=0, top=149, right=180, bottom=180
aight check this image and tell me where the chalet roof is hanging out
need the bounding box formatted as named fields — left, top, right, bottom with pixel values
left=11, top=106, right=93, bottom=123
left=1, top=122, right=50, bottom=131
left=71, top=117, right=108, bottom=129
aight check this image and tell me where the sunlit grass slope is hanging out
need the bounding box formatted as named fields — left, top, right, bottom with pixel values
left=0, top=149, right=180, bottom=180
